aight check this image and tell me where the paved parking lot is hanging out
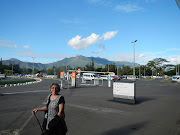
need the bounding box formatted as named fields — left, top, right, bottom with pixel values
left=0, top=78, right=180, bottom=135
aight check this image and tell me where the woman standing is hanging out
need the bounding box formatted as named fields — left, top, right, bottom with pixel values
left=32, top=83, right=67, bottom=135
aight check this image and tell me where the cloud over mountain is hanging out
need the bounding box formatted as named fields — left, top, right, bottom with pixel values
left=67, top=30, right=118, bottom=50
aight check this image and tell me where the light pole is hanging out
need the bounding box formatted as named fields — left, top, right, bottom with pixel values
left=139, top=66, right=140, bottom=79
left=144, top=65, right=146, bottom=77
left=108, top=62, right=109, bottom=72
left=12, top=62, right=14, bottom=75
left=32, top=57, right=35, bottom=75
left=178, top=56, right=180, bottom=75
left=176, top=61, right=177, bottom=75
left=131, top=40, right=137, bottom=81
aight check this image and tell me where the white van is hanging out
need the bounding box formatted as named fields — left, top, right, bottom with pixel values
left=172, top=75, right=180, bottom=82
left=83, top=73, right=97, bottom=81
left=100, top=75, right=108, bottom=80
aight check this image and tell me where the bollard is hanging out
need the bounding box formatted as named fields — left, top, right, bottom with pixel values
left=61, top=80, right=65, bottom=89
left=108, top=75, right=111, bottom=87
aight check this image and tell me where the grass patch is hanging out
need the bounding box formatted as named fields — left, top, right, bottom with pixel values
left=0, top=79, right=36, bottom=85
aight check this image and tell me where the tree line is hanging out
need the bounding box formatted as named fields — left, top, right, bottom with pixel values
left=0, top=58, right=179, bottom=77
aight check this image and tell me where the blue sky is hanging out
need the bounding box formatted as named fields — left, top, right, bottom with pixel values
left=0, top=0, right=180, bottom=65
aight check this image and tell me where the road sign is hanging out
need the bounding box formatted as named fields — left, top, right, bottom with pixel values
left=78, top=69, right=81, bottom=74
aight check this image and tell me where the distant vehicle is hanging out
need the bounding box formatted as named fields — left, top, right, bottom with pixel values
left=13, top=73, right=19, bottom=76
left=172, top=75, right=180, bottom=82
left=25, top=74, right=32, bottom=77
left=118, top=75, right=123, bottom=79
left=0, top=74, right=6, bottom=79
left=36, top=74, right=43, bottom=77
left=46, top=75, right=57, bottom=78
left=127, top=75, right=135, bottom=80
left=100, top=75, right=108, bottom=80
left=111, top=76, right=120, bottom=80
left=82, top=73, right=97, bottom=81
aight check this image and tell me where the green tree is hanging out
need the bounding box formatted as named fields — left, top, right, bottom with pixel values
left=85, top=58, right=94, bottom=71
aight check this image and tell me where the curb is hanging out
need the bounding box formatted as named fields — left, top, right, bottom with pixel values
left=0, top=78, right=42, bottom=88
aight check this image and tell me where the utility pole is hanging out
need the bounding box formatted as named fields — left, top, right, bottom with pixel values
left=178, top=64, right=179, bottom=75
left=144, top=66, right=146, bottom=77
left=139, top=66, right=140, bottom=79
left=32, top=57, right=35, bottom=75
left=131, top=40, right=137, bottom=81
left=12, top=63, right=13, bottom=75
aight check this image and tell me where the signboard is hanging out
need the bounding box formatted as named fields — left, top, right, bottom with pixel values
left=72, top=72, right=76, bottom=79
left=60, top=72, right=64, bottom=79
left=71, top=72, right=76, bottom=87
left=78, top=69, right=81, bottom=75
left=113, top=82, right=136, bottom=103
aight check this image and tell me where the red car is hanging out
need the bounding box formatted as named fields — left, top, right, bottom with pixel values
left=111, top=76, right=120, bottom=80
left=37, top=74, right=43, bottom=77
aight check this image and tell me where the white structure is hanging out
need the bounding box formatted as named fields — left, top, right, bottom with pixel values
left=113, top=82, right=136, bottom=103
left=82, top=73, right=97, bottom=81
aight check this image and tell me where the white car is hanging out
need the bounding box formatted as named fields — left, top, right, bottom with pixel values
left=0, top=74, right=6, bottom=79
left=172, top=76, right=180, bottom=82
left=82, top=73, right=97, bottom=81
left=100, top=75, right=108, bottom=80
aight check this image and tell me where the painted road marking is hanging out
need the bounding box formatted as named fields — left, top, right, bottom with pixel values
left=67, top=103, right=127, bottom=114
left=2, top=90, right=48, bottom=95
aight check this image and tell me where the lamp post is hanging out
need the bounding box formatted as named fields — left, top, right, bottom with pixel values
left=176, top=61, right=177, bottom=75
left=12, top=62, right=14, bottom=75
left=131, top=40, right=137, bottom=81
left=32, top=57, right=35, bottom=75
left=178, top=56, right=180, bottom=75
left=144, top=65, right=146, bottom=77
left=108, top=62, right=109, bottom=72
left=139, top=66, right=141, bottom=79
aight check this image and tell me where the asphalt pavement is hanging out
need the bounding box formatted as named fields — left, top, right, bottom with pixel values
left=0, top=78, right=180, bottom=135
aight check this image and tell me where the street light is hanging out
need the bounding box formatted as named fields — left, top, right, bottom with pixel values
left=178, top=56, right=180, bottom=75
left=32, top=57, right=35, bottom=75
left=131, top=40, right=137, bottom=81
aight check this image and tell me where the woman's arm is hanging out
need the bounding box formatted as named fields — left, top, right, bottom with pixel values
left=32, top=106, right=48, bottom=114
left=57, top=103, right=64, bottom=117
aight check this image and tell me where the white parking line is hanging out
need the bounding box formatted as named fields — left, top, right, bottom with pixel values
left=67, top=103, right=126, bottom=114
left=2, top=90, right=48, bottom=95
left=18, top=100, right=47, bottom=135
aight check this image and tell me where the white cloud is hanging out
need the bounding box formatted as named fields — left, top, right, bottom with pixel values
left=144, top=0, right=157, bottom=3
left=23, top=45, right=30, bottom=49
left=67, top=31, right=118, bottom=50
left=0, top=40, right=17, bottom=48
left=102, top=31, right=118, bottom=40
left=60, top=18, right=82, bottom=24
left=115, top=4, right=144, bottom=12
left=110, top=52, right=154, bottom=65
left=170, top=48, right=180, bottom=51
left=98, top=44, right=105, bottom=52
left=87, top=0, right=112, bottom=7
left=67, top=33, right=100, bottom=50
left=14, top=50, right=72, bottom=60
left=138, top=54, right=145, bottom=58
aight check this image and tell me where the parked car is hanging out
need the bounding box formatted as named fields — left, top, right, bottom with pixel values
left=118, top=75, right=123, bottom=79
left=82, top=73, right=98, bottom=81
left=100, top=75, right=108, bottom=80
left=36, top=74, right=43, bottom=77
left=0, top=74, right=6, bottom=79
left=111, top=76, right=120, bottom=80
left=172, top=75, right=180, bottom=82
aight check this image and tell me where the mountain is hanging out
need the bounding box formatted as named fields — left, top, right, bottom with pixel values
left=2, top=55, right=139, bottom=70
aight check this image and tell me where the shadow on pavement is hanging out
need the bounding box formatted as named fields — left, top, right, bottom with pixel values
left=107, top=96, right=155, bottom=105
left=101, top=121, right=148, bottom=135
